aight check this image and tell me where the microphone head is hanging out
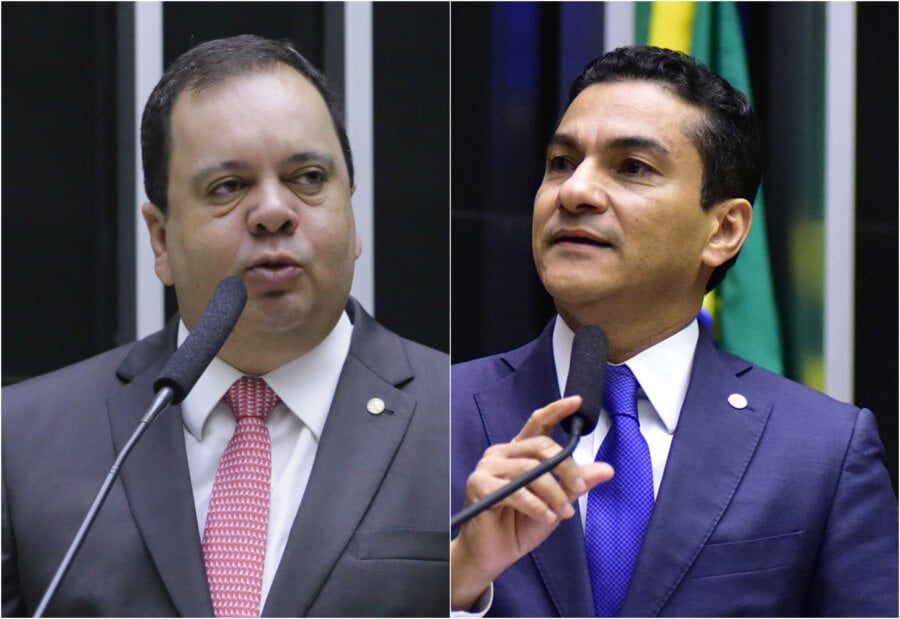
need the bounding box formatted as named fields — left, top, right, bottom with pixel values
left=153, top=276, right=248, bottom=403
left=560, top=325, right=609, bottom=436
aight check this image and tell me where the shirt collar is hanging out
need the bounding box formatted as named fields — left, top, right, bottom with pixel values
left=552, top=316, right=698, bottom=434
left=180, top=311, right=353, bottom=442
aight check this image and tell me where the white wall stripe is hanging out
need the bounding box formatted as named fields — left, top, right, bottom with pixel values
left=824, top=3, right=856, bottom=400
left=345, top=2, right=375, bottom=313
left=604, top=1, right=635, bottom=52
left=134, top=2, right=165, bottom=338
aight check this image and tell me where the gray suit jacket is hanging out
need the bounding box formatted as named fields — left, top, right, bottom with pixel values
left=2, top=299, right=449, bottom=617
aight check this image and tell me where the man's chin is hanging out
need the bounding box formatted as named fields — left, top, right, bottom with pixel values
left=542, top=273, right=614, bottom=304
left=237, top=295, right=309, bottom=332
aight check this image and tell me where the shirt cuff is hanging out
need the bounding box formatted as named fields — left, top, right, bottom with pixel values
left=451, top=583, right=493, bottom=618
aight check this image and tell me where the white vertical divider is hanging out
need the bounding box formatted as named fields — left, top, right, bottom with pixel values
left=134, top=2, right=165, bottom=338
left=345, top=2, right=375, bottom=313
left=824, top=4, right=856, bottom=401
left=604, top=2, right=635, bottom=51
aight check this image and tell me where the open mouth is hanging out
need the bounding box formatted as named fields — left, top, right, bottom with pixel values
left=250, top=254, right=301, bottom=270
left=256, top=261, right=292, bottom=269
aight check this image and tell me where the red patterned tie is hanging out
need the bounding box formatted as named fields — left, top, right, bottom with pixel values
left=202, top=377, right=280, bottom=617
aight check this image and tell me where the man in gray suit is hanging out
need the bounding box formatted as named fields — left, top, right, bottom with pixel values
left=2, top=35, right=448, bottom=617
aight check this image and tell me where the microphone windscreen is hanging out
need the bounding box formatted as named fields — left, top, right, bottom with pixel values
left=153, top=276, right=248, bottom=403
left=560, top=325, right=609, bottom=435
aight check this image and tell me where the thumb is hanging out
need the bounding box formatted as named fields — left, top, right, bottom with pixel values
left=581, top=462, right=615, bottom=492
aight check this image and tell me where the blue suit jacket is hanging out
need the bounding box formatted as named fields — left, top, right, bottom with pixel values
left=451, top=321, right=898, bottom=617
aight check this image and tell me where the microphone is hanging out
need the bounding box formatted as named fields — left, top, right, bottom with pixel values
left=154, top=275, right=248, bottom=403
left=33, top=276, right=247, bottom=617
left=451, top=325, right=608, bottom=529
left=560, top=325, right=608, bottom=436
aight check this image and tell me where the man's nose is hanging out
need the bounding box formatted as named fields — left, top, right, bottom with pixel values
left=557, top=162, right=609, bottom=214
left=247, top=181, right=300, bottom=235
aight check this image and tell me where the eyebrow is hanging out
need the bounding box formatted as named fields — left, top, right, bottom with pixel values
left=189, top=160, right=245, bottom=187
left=605, top=135, right=671, bottom=157
left=284, top=150, right=337, bottom=169
left=546, top=132, right=672, bottom=158
left=546, top=133, right=580, bottom=153
left=189, top=151, right=337, bottom=186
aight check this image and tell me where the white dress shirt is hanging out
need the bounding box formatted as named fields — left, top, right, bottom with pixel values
left=179, top=311, right=352, bottom=604
left=552, top=316, right=698, bottom=524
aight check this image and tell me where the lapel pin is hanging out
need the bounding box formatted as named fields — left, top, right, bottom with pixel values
left=727, top=393, right=748, bottom=410
left=366, top=397, right=387, bottom=415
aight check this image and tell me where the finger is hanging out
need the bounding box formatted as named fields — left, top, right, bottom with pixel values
left=477, top=450, right=573, bottom=512
left=577, top=462, right=615, bottom=495
left=483, top=443, right=612, bottom=503
left=466, top=467, right=563, bottom=524
left=514, top=396, right=582, bottom=440
left=470, top=450, right=581, bottom=520
left=484, top=435, right=566, bottom=462
left=484, top=436, right=586, bottom=495
left=525, top=471, right=577, bottom=519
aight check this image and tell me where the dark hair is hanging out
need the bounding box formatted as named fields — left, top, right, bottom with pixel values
left=568, top=46, right=762, bottom=291
left=141, top=34, right=354, bottom=214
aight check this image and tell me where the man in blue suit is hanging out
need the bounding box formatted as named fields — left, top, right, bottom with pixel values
left=451, top=46, right=897, bottom=617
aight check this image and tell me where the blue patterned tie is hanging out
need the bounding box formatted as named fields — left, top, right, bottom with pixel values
left=584, top=364, right=654, bottom=617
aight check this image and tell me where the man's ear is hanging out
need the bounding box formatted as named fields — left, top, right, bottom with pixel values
left=701, top=198, right=753, bottom=268
left=141, top=202, right=174, bottom=286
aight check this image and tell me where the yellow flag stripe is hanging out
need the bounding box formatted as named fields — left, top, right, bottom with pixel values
left=647, top=2, right=696, bottom=53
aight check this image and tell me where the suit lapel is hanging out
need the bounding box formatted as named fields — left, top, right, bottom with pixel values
left=262, top=301, right=418, bottom=616
left=107, top=320, right=214, bottom=617
left=621, top=328, right=773, bottom=617
left=475, top=322, right=596, bottom=618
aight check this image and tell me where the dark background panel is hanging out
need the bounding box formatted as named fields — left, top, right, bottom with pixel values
left=162, top=2, right=325, bottom=66
left=2, top=2, right=120, bottom=384
left=854, top=1, right=898, bottom=486
left=373, top=2, right=449, bottom=353
left=450, top=2, right=558, bottom=362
